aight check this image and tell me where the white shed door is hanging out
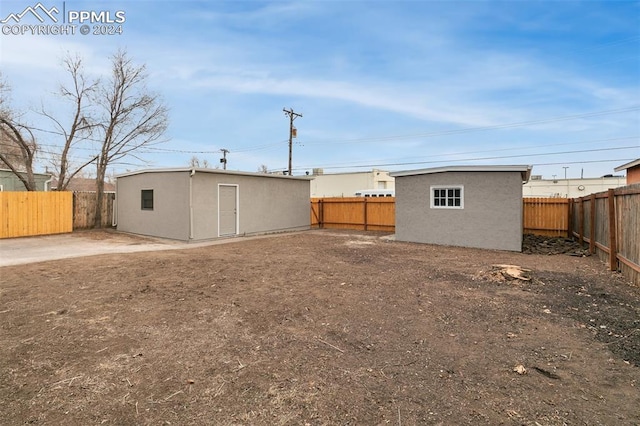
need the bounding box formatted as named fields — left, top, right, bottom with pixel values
left=218, top=185, right=237, bottom=236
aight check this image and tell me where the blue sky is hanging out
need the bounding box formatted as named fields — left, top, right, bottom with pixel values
left=1, top=0, right=639, bottom=179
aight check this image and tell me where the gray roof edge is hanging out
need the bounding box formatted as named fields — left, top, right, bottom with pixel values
left=614, top=158, right=640, bottom=172
left=116, top=168, right=313, bottom=180
left=390, top=165, right=532, bottom=182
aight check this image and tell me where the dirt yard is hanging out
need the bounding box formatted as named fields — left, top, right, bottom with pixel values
left=1, top=230, right=638, bottom=425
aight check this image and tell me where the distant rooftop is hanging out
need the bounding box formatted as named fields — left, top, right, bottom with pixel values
left=614, top=158, right=640, bottom=172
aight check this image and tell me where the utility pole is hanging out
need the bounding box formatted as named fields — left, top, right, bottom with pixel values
left=220, top=148, right=229, bottom=170
left=283, top=107, right=302, bottom=175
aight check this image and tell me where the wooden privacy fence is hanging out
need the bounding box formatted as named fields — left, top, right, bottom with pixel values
left=73, top=192, right=115, bottom=230
left=0, top=191, right=73, bottom=238
left=311, top=197, right=395, bottom=232
left=0, top=191, right=115, bottom=238
left=571, top=185, right=640, bottom=286
left=523, top=197, right=571, bottom=237
left=311, top=196, right=573, bottom=236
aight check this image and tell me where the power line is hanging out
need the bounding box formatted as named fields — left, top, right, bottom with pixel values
left=530, top=158, right=634, bottom=168
left=297, top=136, right=639, bottom=169
left=20, top=134, right=636, bottom=159
left=232, top=140, right=288, bottom=153
left=17, top=105, right=640, bottom=155
left=147, top=147, right=220, bottom=154
left=3, top=135, right=638, bottom=171
left=6, top=105, right=638, bottom=175
left=142, top=140, right=288, bottom=154
left=293, top=145, right=639, bottom=172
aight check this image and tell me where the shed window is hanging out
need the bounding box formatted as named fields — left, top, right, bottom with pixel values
left=141, top=189, right=154, bottom=210
left=431, top=185, right=463, bottom=209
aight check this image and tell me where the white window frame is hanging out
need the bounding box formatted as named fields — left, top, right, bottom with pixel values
left=430, top=185, right=464, bottom=209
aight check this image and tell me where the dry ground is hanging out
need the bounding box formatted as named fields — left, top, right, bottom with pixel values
left=1, top=230, right=639, bottom=425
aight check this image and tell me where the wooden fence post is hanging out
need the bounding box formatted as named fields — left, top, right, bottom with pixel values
left=578, top=198, right=584, bottom=247
left=567, top=198, right=573, bottom=239
left=319, top=199, right=324, bottom=229
left=608, top=189, right=617, bottom=271
left=589, top=193, right=596, bottom=254
left=363, top=198, right=368, bottom=231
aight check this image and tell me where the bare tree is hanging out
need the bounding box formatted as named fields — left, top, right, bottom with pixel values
left=39, top=54, right=98, bottom=191
left=0, top=118, right=38, bottom=190
left=257, top=164, right=269, bottom=173
left=0, top=73, right=8, bottom=114
left=92, top=50, right=168, bottom=227
left=189, top=156, right=211, bottom=168
left=0, top=75, right=38, bottom=190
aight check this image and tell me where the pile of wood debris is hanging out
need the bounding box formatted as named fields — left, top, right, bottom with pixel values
left=522, top=234, right=590, bottom=256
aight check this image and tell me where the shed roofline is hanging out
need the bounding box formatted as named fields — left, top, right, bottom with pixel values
left=116, top=168, right=313, bottom=180
left=614, top=158, right=640, bottom=172
left=390, top=165, right=532, bottom=183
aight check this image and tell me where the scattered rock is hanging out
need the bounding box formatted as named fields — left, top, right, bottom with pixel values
left=513, top=365, right=527, bottom=375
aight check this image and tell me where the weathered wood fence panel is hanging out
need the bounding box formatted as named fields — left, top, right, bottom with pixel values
left=523, top=197, right=570, bottom=237
left=571, top=185, right=640, bottom=286
left=310, top=197, right=395, bottom=232
left=73, top=192, right=115, bottom=229
left=616, top=187, right=639, bottom=285
left=0, top=191, right=73, bottom=238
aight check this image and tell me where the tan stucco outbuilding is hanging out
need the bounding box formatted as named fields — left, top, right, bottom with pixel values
left=116, top=168, right=311, bottom=241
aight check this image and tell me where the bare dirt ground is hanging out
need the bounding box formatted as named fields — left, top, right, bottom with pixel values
left=1, top=230, right=639, bottom=425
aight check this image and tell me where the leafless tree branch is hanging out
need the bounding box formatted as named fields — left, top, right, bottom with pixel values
left=38, top=53, right=99, bottom=191
left=92, top=49, right=168, bottom=226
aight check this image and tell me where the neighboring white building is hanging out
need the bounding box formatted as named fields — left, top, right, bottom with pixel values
left=523, top=175, right=626, bottom=198
left=310, top=168, right=395, bottom=197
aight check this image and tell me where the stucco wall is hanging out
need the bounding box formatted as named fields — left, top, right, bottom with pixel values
left=395, top=171, right=524, bottom=251
left=116, top=172, right=191, bottom=240
left=235, top=175, right=310, bottom=235
left=118, top=170, right=310, bottom=241
left=191, top=173, right=310, bottom=239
